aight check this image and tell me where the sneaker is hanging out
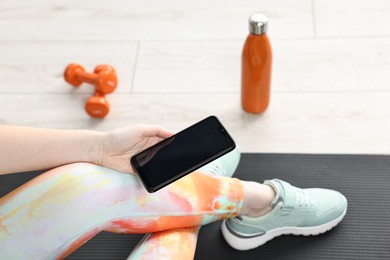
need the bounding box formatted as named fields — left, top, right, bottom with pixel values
left=197, top=147, right=241, bottom=178
left=221, top=179, right=347, bottom=250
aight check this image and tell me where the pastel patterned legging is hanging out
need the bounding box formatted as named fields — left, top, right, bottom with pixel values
left=0, top=159, right=244, bottom=259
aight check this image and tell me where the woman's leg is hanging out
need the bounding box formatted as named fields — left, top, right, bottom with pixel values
left=0, top=160, right=245, bottom=258
left=127, top=227, right=200, bottom=260
left=126, top=149, right=243, bottom=260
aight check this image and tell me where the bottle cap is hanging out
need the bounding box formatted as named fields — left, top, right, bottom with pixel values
left=249, top=13, right=268, bottom=35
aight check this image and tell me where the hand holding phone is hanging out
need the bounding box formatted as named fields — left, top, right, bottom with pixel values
left=130, top=116, right=236, bottom=192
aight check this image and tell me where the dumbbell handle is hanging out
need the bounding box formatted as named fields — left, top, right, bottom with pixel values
left=75, top=70, right=98, bottom=85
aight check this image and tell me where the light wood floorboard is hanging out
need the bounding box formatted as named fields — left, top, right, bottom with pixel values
left=134, top=38, right=390, bottom=93
left=314, top=0, right=390, bottom=38
left=1, top=92, right=389, bottom=154
left=0, top=0, right=313, bottom=41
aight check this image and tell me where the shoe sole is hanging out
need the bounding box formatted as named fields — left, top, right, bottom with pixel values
left=221, top=209, right=347, bottom=251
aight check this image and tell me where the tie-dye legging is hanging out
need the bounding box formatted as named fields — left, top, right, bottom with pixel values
left=0, top=162, right=244, bottom=259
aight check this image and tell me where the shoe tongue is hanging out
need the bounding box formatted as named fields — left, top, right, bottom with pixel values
left=271, top=192, right=281, bottom=208
left=265, top=179, right=300, bottom=209
left=265, top=180, right=284, bottom=208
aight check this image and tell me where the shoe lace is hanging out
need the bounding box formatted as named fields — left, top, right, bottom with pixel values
left=295, top=189, right=314, bottom=208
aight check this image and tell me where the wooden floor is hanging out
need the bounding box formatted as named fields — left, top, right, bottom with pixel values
left=1, top=0, right=389, bottom=154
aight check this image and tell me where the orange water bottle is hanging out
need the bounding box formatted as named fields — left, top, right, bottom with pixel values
left=241, top=13, right=273, bottom=114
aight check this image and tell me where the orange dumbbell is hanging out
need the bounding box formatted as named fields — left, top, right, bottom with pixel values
left=64, top=63, right=118, bottom=118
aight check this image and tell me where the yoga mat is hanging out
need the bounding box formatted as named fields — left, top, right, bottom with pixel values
left=1, top=153, right=389, bottom=259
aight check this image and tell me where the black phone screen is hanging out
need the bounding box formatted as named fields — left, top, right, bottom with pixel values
left=131, top=116, right=236, bottom=192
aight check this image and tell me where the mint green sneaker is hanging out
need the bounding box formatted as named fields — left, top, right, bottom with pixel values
left=221, top=179, right=347, bottom=250
left=197, top=147, right=241, bottom=178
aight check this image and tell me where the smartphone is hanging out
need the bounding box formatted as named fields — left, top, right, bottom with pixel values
left=130, top=115, right=236, bottom=193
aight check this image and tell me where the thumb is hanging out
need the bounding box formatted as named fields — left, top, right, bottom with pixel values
left=143, top=125, right=174, bottom=139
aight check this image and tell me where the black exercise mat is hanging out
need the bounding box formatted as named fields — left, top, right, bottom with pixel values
left=1, top=154, right=389, bottom=259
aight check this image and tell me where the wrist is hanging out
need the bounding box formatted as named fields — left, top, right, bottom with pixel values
left=83, top=130, right=106, bottom=166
